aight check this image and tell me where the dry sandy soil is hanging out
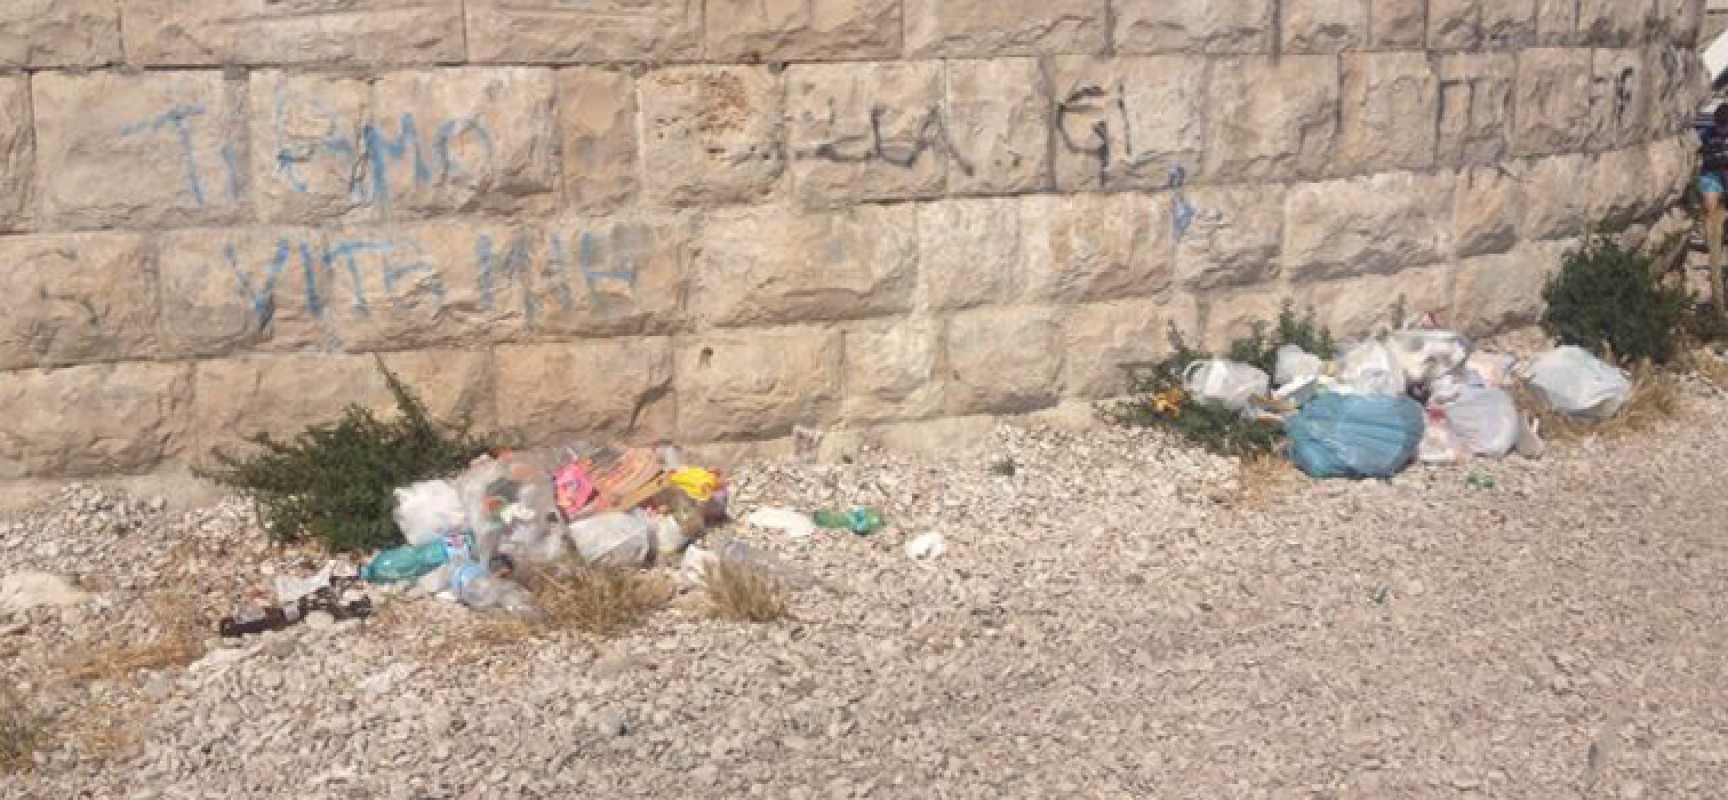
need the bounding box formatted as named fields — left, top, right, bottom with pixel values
left=3, top=384, right=1727, bottom=799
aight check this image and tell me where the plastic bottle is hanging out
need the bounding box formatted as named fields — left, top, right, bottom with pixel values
left=361, top=532, right=473, bottom=584
left=811, top=507, right=886, bottom=535
left=449, top=562, right=539, bottom=618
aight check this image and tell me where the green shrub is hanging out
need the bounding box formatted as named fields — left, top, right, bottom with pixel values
left=1541, top=234, right=1689, bottom=365
left=199, top=361, right=494, bottom=553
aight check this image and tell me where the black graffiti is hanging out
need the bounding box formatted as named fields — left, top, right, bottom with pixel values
left=1054, top=82, right=1179, bottom=189
left=806, top=105, right=974, bottom=176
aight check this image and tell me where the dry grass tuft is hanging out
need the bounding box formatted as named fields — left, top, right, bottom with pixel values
left=1513, top=363, right=1681, bottom=442
left=702, top=559, right=789, bottom=624
left=60, top=702, right=147, bottom=764
left=517, top=559, right=670, bottom=638
left=1231, top=454, right=1301, bottom=510
left=61, top=594, right=206, bottom=685
left=0, top=683, right=46, bottom=774
left=1681, top=348, right=1728, bottom=392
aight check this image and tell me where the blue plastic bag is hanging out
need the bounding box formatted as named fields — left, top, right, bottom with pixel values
left=1287, top=392, right=1425, bottom=479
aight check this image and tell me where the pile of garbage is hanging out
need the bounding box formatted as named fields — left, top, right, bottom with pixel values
left=1182, top=320, right=1634, bottom=480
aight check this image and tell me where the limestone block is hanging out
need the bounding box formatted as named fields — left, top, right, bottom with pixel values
left=1535, top=0, right=1579, bottom=43
left=691, top=205, right=917, bottom=327
left=1200, top=288, right=1295, bottom=352
left=1369, top=0, right=1428, bottom=48
left=465, top=0, right=700, bottom=63
left=1650, top=135, right=1696, bottom=203
left=191, top=351, right=491, bottom=456
left=0, top=0, right=120, bottom=67
left=1174, top=185, right=1284, bottom=290
left=1451, top=241, right=1570, bottom=337
left=1588, top=49, right=1650, bottom=150
left=944, top=306, right=1062, bottom=414
left=1204, top=56, right=1339, bottom=182
left=1650, top=43, right=1709, bottom=139
left=254, top=69, right=559, bottom=223
left=0, top=362, right=191, bottom=478
left=1521, top=152, right=1591, bottom=240
left=843, top=318, right=944, bottom=423
left=1511, top=48, right=1594, bottom=157
left=559, top=69, right=639, bottom=214
left=675, top=327, right=843, bottom=439
left=1281, top=0, right=1368, bottom=53
left=121, top=0, right=463, bottom=66
left=1022, top=193, right=1173, bottom=303
left=786, top=62, right=945, bottom=204
left=1048, top=56, right=1205, bottom=191
left=1112, top=1, right=1274, bottom=54
left=1577, top=0, right=1649, bottom=45
left=156, top=227, right=315, bottom=356
left=641, top=66, right=785, bottom=206
left=0, top=76, right=32, bottom=232
left=1588, top=145, right=1657, bottom=229
left=34, top=71, right=249, bottom=230
left=1061, top=297, right=1199, bottom=398
left=1454, top=165, right=1523, bottom=258
left=1296, top=265, right=1456, bottom=340
left=1338, top=53, right=1440, bottom=174
left=706, top=0, right=900, bottom=61
left=530, top=216, right=690, bottom=338
left=917, top=198, right=1021, bottom=312
left=1656, top=0, right=1704, bottom=46
left=1437, top=54, right=1515, bottom=165
left=1284, top=171, right=1455, bottom=283
left=1429, top=0, right=1536, bottom=49
left=495, top=339, right=675, bottom=441
left=0, top=234, right=155, bottom=369
left=946, top=58, right=1051, bottom=195
left=903, top=0, right=1106, bottom=57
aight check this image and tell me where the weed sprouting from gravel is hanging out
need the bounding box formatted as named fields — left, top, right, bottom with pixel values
left=988, top=457, right=1019, bottom=477
left=703, top=560, right=789, bottom=624
left=517, top=559, right=670, bottom=637
left=0, top=683, right=46, bottom=774
left=61, top=594, right=206, bottom=684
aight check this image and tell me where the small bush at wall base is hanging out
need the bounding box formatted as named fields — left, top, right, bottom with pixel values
left=198, top=361, right=494, bottom=553
left=1541, top=234, right=1689, bottom=366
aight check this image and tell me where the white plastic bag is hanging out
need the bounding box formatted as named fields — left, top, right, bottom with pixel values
left=1389, top=329, right=1470, bottom=384
left=1465, top=352, right=1517, bottom=388
left=1527, top=346, right=1632, bottom=421
left=1441, top=385, right=1520, bottom=458
left=393, top=480, right=466, bottom=546
left=1336, top=341, right=1407, bottom=397
left=1182, top=359, right=1271, bottom=412
left=1417, top=407, right=1466, bottom=466
left=566, top=511, right=653, bottom=567
left=744, top=507, right=817, bottom=540
left=1273, top=345, right=1324, bottom=387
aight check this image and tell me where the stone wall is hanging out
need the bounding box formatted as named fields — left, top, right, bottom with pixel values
left=0, top=0, right=1710, bottom=485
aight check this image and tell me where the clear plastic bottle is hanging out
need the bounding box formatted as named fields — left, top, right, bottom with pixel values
left=449, top=562, right=538, bottom=617
left=361, top=532, right=473, bottom=584
left=565, top=511, right=655, bottom=567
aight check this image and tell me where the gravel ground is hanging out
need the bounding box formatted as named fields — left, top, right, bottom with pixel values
left=3, top=384, right=1728, bottom=799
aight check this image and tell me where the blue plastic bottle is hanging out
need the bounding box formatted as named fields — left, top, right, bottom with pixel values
left=361, top=532, right=473, bottom=584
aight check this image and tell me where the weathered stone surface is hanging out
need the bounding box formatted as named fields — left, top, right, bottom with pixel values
left=1205, top=56, right=1339, bottom=181
left=691, top=205, right=916, bottom=327
left=1284, top=171, right=1455, bottom=282
left=1429, top=0, right=1536, bottom=49
left=0, top=77, right=31, bottom=232
left=1174, top=185, right=1283, bottom=290
left=0, top=0, right=120, bottom=67
left=1535, top=0, right=1580, bottom=44
left=706, top=0, right=900, bottom=61
left=1656, top=0, right=1704, bottom=46
left=917, top=198, right=1021, bottom=311
left=1589, top=49, right=1650, bottom=150
left=1577, top=0, right=1649, bottom=45
left=121, top=0, right=463, bottom=65
left=191, top=350, right=490, bottom=455
left=1200, top=288, right=1294, bottom=351
left=1437, top=53, right=1515, bottom=165
left=1022, top=193, right=1173, bottom=303
left=1061, top=297, right=1199, bottom=397
left=254, top=69, right=558, bottom=223
left=559, top=69, right=639, bottom=214
left=495, top=340, right=674, bottom=441
left=786, top=62, right=944, bottom=205
left=1048, top=56, right=1205, bottom=191
left=1112, top=1, right=1274, bottom=54
left=945, top=306, right=1062, bottom=414
left=1338, top=53, right=1440, bottom=174
left=1298, top=266, right=1456, bottom=339
left=34, top=71, right=249, bottom=230
left=1589, top=141, right=1684, bottom=230
left=1454, top=165, right=1523, bottom=258
left=465, top=0, right=700, bottom=63
left=642, top=66, right=784, bottom=206
left=0, top=234, right=154, bottom=370
left=1650, top=42, right=1708, bottom=139
left=0, top=362, right=191, bottom=478
left=530, top=216, right=690, bottom=338
left=156, top=227, right=315, bottom=356
left=1370, top=0, right=1428, bottom=48
left=1451, top=240, right=1570, bottom=336
left=1521, top=152, right=1591, bottom=240
left=1512, top=48, right=1595, bottom=156
left=1281, top=0, right=1368, bottom=53
left=903, top=0, right=1106, bottom=57
left=844, top=318, right=944, bottom=423
left=946, top=58, right=1051, bottom=195
left=675, top=327, right=843, bottom=439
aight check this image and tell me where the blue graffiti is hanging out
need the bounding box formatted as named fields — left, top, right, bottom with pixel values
left=475, top=233, right=537, bottom=321
left=119, top=105, right=237, bottom=207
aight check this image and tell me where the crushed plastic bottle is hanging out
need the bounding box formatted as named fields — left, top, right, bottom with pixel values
left=360, top=532, right=473, bottom=584
left=811, top=507, right=887, bottom=535
left=449, top=562, right=540, bottom=619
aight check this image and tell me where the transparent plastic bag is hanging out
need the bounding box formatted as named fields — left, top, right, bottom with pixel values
left=392, top=480, right=465, bottom=546
left=1527, top=346, right=1631, bottom=421
left=1417, top=407, right=1466, bottom=466
left=1335, top=341, right=1407, bottom=397
left=1440, top=385, right=1520, bottom=458
left=565, top=511, right=654, bottom=568
left=1388, top=329, right=1470, bottom=384
left=456, top=454, right=559, bottom=565
left=1182, top=359, right=1271, bottom=412
left=1273, top=345, right=1325, bottom=387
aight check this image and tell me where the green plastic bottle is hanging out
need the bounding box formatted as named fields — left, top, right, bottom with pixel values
left=361, top=532, right=473, bottom=584
left=811, top=507, right=886, bottom=535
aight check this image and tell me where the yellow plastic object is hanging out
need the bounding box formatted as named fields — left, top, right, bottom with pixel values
left=669, top=468, right=720, bottom=501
